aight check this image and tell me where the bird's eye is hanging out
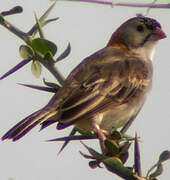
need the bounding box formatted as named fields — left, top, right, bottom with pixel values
left=136, top=25, right=144, bottom=32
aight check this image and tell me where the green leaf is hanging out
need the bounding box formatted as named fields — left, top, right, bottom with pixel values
left=146, top=150, right=170, bottom=178
left=110, top=130, right=122, bottom=140
left=31, top=38, right=57, bottom=57
left=102, top=157, right=123, bottom=170
left=149, top=163, right=163, bottom=178
left=104, top=139, right=119, bottom=154
left=119, top=152, right=129, bottom=164
left=31, top=60, right=42, bottom=78
left=19, top=45, right=34, bottom=59
left=159, top=150, right=170, bottom=163
left=102, top=157, right=138, bottom=180
left=119, top=142, right=131, bottom=164
left=119, top=142, right=131, bottom=154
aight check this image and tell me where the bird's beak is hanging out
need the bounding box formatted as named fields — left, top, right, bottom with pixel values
left=153, top=27, right=167, bottom=40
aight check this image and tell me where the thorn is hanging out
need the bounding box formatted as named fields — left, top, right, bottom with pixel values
left=134, top=132, right=142, bottom=176
left=34, top=12, right=44, bottom=38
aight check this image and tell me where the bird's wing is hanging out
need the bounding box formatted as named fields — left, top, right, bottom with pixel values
left=55, top=47, right=144, bottom=128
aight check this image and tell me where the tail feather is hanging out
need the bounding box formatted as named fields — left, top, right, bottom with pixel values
left=2, top=109, right=57, bottom=141
left=40, top=120, right=57, bottom=131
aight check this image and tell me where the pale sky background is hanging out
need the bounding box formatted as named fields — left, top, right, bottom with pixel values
left=0, top=0, right=169, bottom=180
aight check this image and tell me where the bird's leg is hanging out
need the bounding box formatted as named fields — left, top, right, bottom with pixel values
left=92, top=114, right=107, bottom=154
left=91, top=114, right=111, bottom=153
left=92, top=122, right=106, bottom=141
left=91, top=114, right=108, bottom=141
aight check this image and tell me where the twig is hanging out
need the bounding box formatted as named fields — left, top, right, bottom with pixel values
left=0, top=1, right=65, bottom=85
left=145, top=0, right=158, bottom=16
left=35, top=52, right=65, bottom=85
left=61, top=0, right=112, bottom=6
left=0, top=16, right=28, bottom=42
left=59, top=0, right=170, bottom=9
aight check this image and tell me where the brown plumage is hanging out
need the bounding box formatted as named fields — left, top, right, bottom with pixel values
left=2, top=16, right=166, bottom=141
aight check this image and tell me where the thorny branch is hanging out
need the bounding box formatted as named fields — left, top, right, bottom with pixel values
left=0, top=1, right=65, bottom=85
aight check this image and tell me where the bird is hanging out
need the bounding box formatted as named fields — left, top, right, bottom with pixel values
left=2, top=16, right=166, bottom=142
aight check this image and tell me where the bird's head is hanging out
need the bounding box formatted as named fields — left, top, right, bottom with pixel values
left=108, top=16, right=166, bottom=60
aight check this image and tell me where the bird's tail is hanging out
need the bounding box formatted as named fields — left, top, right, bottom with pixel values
left=2, top=109, right=57, bottom=141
